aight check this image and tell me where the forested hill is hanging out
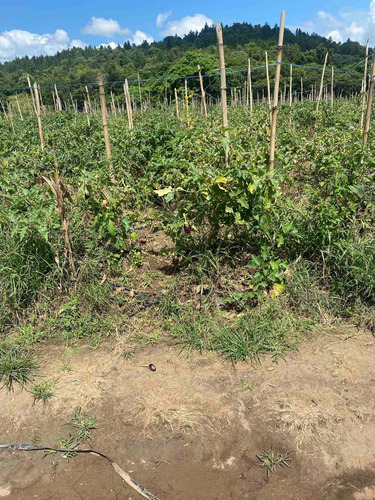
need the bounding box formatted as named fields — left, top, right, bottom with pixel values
left=0, top=22, right=370, bottom=101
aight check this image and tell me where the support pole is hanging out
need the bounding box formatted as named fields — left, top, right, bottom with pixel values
left=269, top=10, right=286, bottom=172
left=364, top=55, right=375, bottom=147
left=216, top=23, right=229, bottom=166
left=97, top=76, right=114, bottom=175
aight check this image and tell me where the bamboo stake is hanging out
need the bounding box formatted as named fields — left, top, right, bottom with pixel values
left=301, top=78, right=303, bottom=101
left=247, top=58, right=253, bottom=111
left=265, top=51, right=271, bottom=114
left=331, top=67, right=334, bottom=108
left=360, top=40, right=370, bottom=131
left=15, top=94, right=23, bottom=121
left=137, top=73, right=142, bottom=112
left=364, top=55, right=375, bottom=147
left=97, top=76, right=114, bottom=174
left=124, top=80, right=133, bottom=129
left=111, top=91, right=117, bottom=117
left=27, top=76, right=37, bottom=115
left=316, top=52, right=329, bottom=115
left=54, top=84, right=62, bottom=111
left=174, top=88, right=180, bottom=120
left=33, top=83, right=44, bottom=150
left=289, top=64, right=293, bottom=106
left=216, top=23, right=229, bottom=166
left=84, top=100, right=90, bottom=126
left=7, top=103, right=14, bottom=133
left=85, top=86, right=92, bottom=113
left=269, top=10, right=286, bottom=172
left=197, top=65, right=208, bottom=120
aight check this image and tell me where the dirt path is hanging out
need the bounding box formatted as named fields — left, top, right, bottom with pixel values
left=1, top=327, right=375, bottom=499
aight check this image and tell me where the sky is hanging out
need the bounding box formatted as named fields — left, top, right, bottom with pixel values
left=0, top=0, right=373, bottom=62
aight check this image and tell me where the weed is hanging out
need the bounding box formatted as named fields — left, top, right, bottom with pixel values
left=71, top=409, right=97, bottom=443
left=61, top=363, right=72, bottom=372
left=257, top=448, right=291, bottom=475
left=58, top=434, right=78, bottom=462
left=240, top=380, right=253, bottom=391
left=0, top=349, right=38, bottom=391
left=123, top=349, right=135, bottom=360
left=31, top=379, right=56, bottom=403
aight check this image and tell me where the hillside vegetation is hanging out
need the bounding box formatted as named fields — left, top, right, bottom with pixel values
left=0, top=22, right=370, bottom=105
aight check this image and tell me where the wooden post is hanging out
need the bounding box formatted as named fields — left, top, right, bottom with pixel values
left=97, top=76, right=114, bottom=174
left=360, top=40, right=370, bottom=131
left=269, top=10, right=286, bottom=172
left=216, top=22, right=229, bottom=166
left=364, top=55, right=375, bottom=147
left=85, top=86, right=92, bottom=113
left=84, top=100, right=90, bottom=126
left=174, top=88, right=180, bottom=120
left=15, top=94, right=23, bottom=121
left=198, top=65, right=208, bottom=120
left=137, top=73, right=142, bottom=112
left=316, top=52, right=329, bottom=115
left=301, top=78, right=303, bottom=101
left=54, top=84, right=62, bottom=111
left=7, top=103, right=14, bottom=133
left=111, top=91, right=117, bottom=117
left=265, top=51, right=271, bottom=114
left=184, top=79, right=188, bottom=109
left=289, top=64, right=293, bottom=106
left=331, top=67, right=334, bottom=108
left=124, top=79, right=133, bottom=129
left=247, top=58, right=253, bottom=111
left=33, top=83, right=44, bottom=150
left=27, top=76, right=37, bottom=115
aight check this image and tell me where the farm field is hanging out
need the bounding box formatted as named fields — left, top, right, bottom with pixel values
left=1, top=97, right=375, bottom=499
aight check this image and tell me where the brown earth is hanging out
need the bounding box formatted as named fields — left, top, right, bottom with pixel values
left=1, top=326, right=375, bottom=499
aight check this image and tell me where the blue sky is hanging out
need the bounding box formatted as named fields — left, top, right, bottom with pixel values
left=0, top=0, right=372, bottom=62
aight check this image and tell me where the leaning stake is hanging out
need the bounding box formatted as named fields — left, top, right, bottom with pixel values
left=97, top=76, right=114, bottom=176
left=198, top=65, right=208, bottom=120
left=364, top=55, right=375, bottom=147
left=216, top=22, right=229, bottom=166
left=316, top=52, right=328, bottom=116
left=360, top=40, right=370, bottom=131
left=33, top=82, right=44, bottom=150
left=269, top=10, right=286, bottom=171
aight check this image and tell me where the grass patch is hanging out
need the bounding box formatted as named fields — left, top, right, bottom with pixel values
left=257, top=448, right=291, bottom=475
left=0, top=349, right=38, bottom=391
left=31, top=379, right=56, bottom=403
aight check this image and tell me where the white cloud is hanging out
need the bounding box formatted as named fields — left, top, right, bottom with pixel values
left=97, top=41, right=119, bottom=49
left=70, top=39, right=87, bottom=49
left=129, top=30, right=154, bottom=45
left=161, top=13, right=213, bottom=37
left=299, top=1, right=375, bottom=45
left=82, top=17, right=130, bottom=37
left=0, top=29, right=69, bottom=62
left=327, top=30, right=342, bottom=43
left=156, top=11, right=171, bottom=28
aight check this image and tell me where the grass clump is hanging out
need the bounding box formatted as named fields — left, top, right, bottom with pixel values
left=0, top=349, right=38, bottom=391
left=31, top=379, right=56, bottom=403
left=257, top=448, right=291, bottom=475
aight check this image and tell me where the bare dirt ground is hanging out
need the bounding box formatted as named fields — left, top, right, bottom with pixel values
left=1, top=325, right=375, bottom=499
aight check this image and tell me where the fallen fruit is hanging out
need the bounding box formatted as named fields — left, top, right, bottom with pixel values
left=149, top=364, right=156, bottom=372
left=172, top=256, right=179, bottom=266
left=139, top=237, right=147, bottom=244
